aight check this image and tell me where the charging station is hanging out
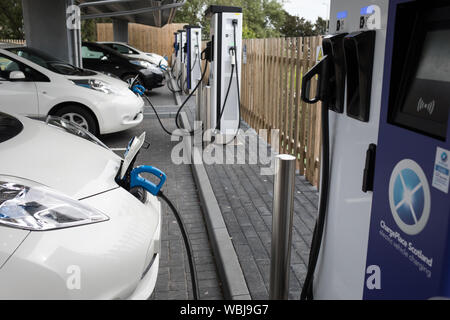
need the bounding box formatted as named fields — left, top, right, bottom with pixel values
left=205, top=5, right=243, bottom=139
left=300, top=0, right=450, bottom=300
left=184, top=25, right=202, bottom=92
left=173, top=32, right=180, bottom=74
left=174, top=30, right=184, bottom=78
left=180, top=29, right=187, bottom=81
left=363, top=0, right=450, bottom=299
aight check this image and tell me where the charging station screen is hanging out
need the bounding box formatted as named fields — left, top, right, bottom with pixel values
left=393, top=28, right=450, bottom=140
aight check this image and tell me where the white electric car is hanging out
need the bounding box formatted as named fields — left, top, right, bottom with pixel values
left=0, top=48, right=144, bottom=136
left=100, top=42, right=169, bottom=70
left=0, top=112, right=161, bottom=299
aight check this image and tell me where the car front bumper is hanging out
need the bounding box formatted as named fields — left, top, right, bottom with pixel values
left=98, top=92, right=145, bottom=135
left=140, top=69, right=165, bottom=89
left=0, top=187, right=161, bottom=300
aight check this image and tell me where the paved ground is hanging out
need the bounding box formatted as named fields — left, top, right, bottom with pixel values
left=179, top=91, right=319, bottom=300
left=100, top=87, right=223, bottom=300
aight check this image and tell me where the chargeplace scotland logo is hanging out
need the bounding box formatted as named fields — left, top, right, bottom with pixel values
left=389, top=159, right=431, bottom=235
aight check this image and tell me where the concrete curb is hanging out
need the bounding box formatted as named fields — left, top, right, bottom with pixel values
left=179, top=112, right=251, bottom=300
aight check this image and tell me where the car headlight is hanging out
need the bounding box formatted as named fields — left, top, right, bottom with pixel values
left=130, top=60, right=159, bottom=71
left=0, top=176, right=109, bottom=231
left=72, top=79, right=116, bottom=94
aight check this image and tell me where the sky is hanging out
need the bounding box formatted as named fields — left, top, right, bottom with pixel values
left=283, top=0, right=331, bottom=22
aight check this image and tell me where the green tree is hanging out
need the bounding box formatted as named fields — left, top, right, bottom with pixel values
left=81, top=20, right=96, bottom=42
left=279, top=11, right=328, bottom=37
left=280, top=12, right=314, bottom=37
left=0, top=0, right=24, bottom=39
left=81, top=18, right=112, bottom=42
left=314, top=17, right=328, bottom=35
left=173, top=0, right=287, bottom=39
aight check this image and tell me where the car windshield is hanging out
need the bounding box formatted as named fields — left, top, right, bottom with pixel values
left=0, top=113, right=23, bottom=143
left=81, top=42, right=128, bottom=60
left=6, top=47, right=96, bottom=76
left=103, top=43, right=138, bottom=55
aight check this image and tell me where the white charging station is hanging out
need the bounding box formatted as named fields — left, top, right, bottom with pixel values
left=184, top=25, right=202, bottom=93
left=180, top=29, right=186, bottom=65
left=309, top=0, right=388, bottom=300
left=205, top=5, right=243, bottom=140
left=174, top=29, right=183, bottom=77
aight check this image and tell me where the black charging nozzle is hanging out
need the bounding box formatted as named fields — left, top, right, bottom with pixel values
left=299, top=55, right=332, bottom=301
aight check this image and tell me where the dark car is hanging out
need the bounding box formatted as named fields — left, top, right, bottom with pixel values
left=6, top=46, right=98, bottom=77
left=81, top=42, right=164, bottom=90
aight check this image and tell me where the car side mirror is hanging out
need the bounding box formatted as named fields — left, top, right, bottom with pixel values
left=9, top=71, right=26, bottom=80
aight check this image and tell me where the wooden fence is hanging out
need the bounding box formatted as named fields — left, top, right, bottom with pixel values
left=241, top=37, right=323, bottom=186
left=0, top=39, right=26, bottom=46
left=96, top=23, right=185, bottom=64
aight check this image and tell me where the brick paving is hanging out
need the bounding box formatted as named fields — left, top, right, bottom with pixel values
left=177, top=90, right=319, bottom=300
left=100, top=87, right=223, bottom=300
left=203, top=122, right=319, bottom=300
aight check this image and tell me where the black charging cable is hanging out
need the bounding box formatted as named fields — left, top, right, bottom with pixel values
left=158, top=191, right=200, bottom=300
left=215, top=20, right=242, bottom=145
left=142, top=93, right=174, bottom=136
left=138, top=55, right=208, bottom=137
left=117, top=144, right=200, bottom=300
left=216, top=62, right=235, bottom=130
left=300, top=56, right=332, bottom=301
left=174, top=51, right=209, bottom=134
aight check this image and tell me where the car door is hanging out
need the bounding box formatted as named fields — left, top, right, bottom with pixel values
left=81, top=44, right=126, bottom=77
left=0, top=53, right=40, bottom=117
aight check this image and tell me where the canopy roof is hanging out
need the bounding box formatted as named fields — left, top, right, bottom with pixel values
left=77, top=0, right=184, bottom=27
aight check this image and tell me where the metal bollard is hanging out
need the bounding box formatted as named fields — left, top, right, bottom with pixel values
left=270, top=154, right=296, bottom=300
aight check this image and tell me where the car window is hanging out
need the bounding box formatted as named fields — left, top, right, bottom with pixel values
left=0, top=54, right=24, bottom=80
left=111, top=44, right=137, bottom=55
left=7, top=48, right=96, bottom=76
left=0, top=54, right=49, bottom=82
left=82, top=46, right=107, bottom=59
left=0, top=56, right=13, bottom=78
left=14, top=50, right=49, bottom=68
left=0, top=112, right=23, bottom=143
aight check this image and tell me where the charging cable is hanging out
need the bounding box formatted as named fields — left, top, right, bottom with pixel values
left=117, top=159, right=200, bottom=300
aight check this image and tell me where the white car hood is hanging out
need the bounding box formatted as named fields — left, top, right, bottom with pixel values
left=0, top=115, right=122, bottom=200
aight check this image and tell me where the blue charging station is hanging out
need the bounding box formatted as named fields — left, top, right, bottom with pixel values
left=364, top=0, right=450, bottom=299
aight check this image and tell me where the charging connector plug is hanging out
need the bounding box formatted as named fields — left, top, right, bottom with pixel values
left=230, top=47, right=236, bottom=65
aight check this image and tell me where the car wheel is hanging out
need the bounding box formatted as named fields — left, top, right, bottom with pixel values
left=53, top=106, right=99, bottom=136
left=123, top=74, right=144, bottom=88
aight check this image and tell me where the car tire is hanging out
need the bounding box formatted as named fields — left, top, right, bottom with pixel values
left=53, top=106, right=99, bottom=136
